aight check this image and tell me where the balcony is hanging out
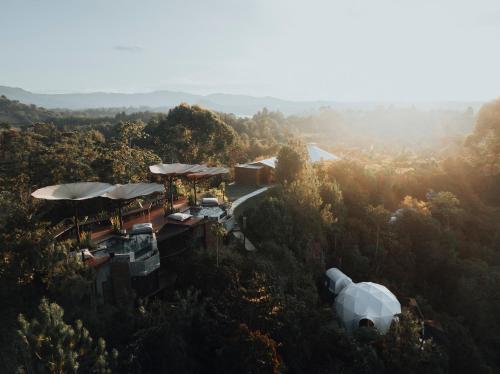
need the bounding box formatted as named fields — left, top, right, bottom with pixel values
left=129, top=252, right=160, bottom=277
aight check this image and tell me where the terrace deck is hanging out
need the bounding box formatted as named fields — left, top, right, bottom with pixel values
left=91, top=198, right=191, bottom=243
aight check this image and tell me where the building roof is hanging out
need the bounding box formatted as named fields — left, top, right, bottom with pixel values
left=245, top=144, right=340, bottom=170
left=186, top=166, right=229, bottom=180
left=249, top=157, right=277, bottom=168
left=235, top=164, right=262, bottom=170
left=307, top=143, right=341, bottom=162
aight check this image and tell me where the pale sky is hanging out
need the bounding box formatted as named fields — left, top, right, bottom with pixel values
left=1, top=0, right=500, bottom=101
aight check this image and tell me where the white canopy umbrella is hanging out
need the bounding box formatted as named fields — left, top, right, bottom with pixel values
left=102, top=183, right=164, bottom=229
left=149, top=163, right=207, bottom=176
left=149, top=163, right=208, bottom=212
left=335, top=282, right=401, bottom=334
left=186, top=167, right=229, bottom=205
left=31, top=182, right=114, bottom=243
left=103, top=183, right=164, bottom=200
left=31, top=182, right=113, bottom=200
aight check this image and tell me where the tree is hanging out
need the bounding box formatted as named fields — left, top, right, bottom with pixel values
left=427, top=190, right=463, bottom=230
left=401, top=195, right=430, bottom=216
left=210, top=222, right=227, bottom=267
left=320, top=180, right=346, bottom=251
left=374, top=310, right=448, bottom=374
left=366, top=204, right=391, bottom=274
left=98, top=121, right=161, bottom=184
left=115, top=120, right=147, bottom=147
left=145, top=104, right=238, bottom=164
left=275, top=144, right=306, bottom=184
left=465, top=98, right=500, bottom=175
left=17, top=299, right=117, bottom=374
left=216, top=324, right=281, bottom=374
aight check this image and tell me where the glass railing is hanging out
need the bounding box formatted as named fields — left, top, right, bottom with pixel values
left=129, top=252, right=160, bottom=277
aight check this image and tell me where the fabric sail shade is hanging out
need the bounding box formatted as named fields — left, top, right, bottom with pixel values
left=31, top=182, right=114, bottom=243
left=102, top=183, right=164, bottom=200
left=149, top=163, right=228, bottom=208
left=31, top=182, right=114, bottom=200
left=101, top=183, right=164, bottom=230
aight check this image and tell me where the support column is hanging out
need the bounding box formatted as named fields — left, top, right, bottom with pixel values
left=74, top=202, right=81, bottom=244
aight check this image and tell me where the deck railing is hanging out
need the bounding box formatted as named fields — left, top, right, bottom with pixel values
left=129, top=252, right=160, bottom=277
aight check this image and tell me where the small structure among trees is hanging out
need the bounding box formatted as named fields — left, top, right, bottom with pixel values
left=235, top=143, right=340, bottom=185
left=325, top=267, right=401, bottom=334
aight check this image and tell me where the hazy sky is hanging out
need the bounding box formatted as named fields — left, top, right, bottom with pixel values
left=1, top=0, right=500, bottom=101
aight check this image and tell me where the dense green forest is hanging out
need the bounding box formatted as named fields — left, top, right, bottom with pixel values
left=1, top=96, right=500, bottom=373
left=0, top=95, right=157, bottom=129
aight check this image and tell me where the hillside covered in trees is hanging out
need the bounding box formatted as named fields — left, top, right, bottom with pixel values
left=1, top=97, right=500, bottom=373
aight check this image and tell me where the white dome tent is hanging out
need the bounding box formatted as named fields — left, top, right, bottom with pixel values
left=325, top=268, right=353, bottom=295
left=325, top=268, right=401, bottom=334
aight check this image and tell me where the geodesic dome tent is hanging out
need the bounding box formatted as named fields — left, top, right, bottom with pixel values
left=325, top=268, right=353, bottom=295
left=335, top=282, right=401, bottom=334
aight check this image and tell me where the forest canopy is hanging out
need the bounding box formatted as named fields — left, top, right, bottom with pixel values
left=1, top=96, right=500, bottom=373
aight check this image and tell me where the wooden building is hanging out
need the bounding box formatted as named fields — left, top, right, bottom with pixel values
left=234, top=157, right=276, bottom=186
left=235, top=144, right=341, bottom=186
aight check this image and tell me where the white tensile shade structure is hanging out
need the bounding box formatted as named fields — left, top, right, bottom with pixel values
left=31, top=182, right=114, bottom=243
left=149, top=163, right=207, bottom=176
left=31, top=182, right=114, bottom=201
left=186, top=166, right=229, bottom=205
left=149, top=163, right=207, bottom=212
left=102, top=183, right=164, bottom=200
left=149, top=163, right=228, bottom=209
left=102, top=183, right=164, bottom=230
left=335, top=282, right=401, bottom=334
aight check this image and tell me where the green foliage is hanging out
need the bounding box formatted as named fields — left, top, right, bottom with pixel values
left=376, top=311, right=448, bottom=374
left=217, top=323, right=281, bottom=374
left=17, top=298, right=118, bottom=373
left=275, top=143, right=307, bottom=184
left=465, top=98, right=500, bottom=174
left=1, top=97, right=500, bottom=373
left=246, top=163, right=332, bottom=264
left=146, top=103, right=238, bottom=164
left=427, top=190, right=463, bottom=229
left=91, top=120, right=161, bottom=184
left=0, top=95, right=57, bottom=126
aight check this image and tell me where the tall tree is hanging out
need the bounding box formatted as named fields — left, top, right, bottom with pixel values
left=17, top=299, right=118, bottom=374
left=146, top=104, right=238, bottom=164
left=275, top=144, right=306, bottom=184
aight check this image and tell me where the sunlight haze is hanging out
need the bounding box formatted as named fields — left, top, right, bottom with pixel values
left=1, top=0, right=500, bottom=101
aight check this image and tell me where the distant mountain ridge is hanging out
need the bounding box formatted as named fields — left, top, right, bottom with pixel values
left=0, top=85, right=483, bottom=115
left=0, top=85, right=335, bottom=115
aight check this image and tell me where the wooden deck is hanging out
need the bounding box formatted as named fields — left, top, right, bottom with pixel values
left=91, top=198, right=190, bottom=243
